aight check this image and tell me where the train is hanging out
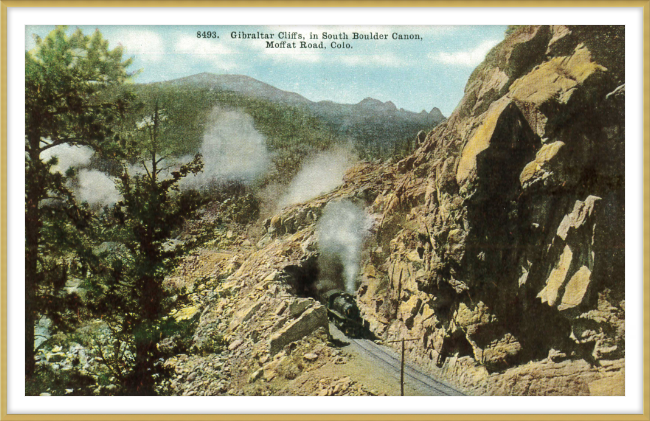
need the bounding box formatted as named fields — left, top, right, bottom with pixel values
left=321, top=289, right=368, bottom=338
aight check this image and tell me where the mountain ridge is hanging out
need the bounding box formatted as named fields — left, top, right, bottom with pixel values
left=151, top=72, right=445, bottom=122
left=148, top=72, right=446, bottom=158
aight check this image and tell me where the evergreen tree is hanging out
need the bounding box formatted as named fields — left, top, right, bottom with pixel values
left=25, top=26, right=133, bottom=378
left=88, top=103, right=203, bottom=395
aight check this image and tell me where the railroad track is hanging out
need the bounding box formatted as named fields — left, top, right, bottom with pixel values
left=329, top=322, right=464, bottom=396
left=351, top=337, right=464, bottom=396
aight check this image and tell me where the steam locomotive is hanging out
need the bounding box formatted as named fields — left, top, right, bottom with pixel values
left=321, top=289, right=368, bottom=337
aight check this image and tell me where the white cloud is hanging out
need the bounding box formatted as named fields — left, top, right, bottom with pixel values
left=339, top=53, right=403, bottom=67
left=113, top=29, right=165, bottom=62
left=174, top=34, right=233, bottom=56
left=174, top=34, right=240, bottom=70
left=432, top=39, right=500, bottom=67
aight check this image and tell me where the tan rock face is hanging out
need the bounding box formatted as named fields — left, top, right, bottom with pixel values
left=559, top=266, right=592, bottom=311
left=269, top=305, right=329, bottom=355
left=509, top=44, right=606, bottom=106
left=457, top=97, right=514, bottom=187
left=351, top=25, right=624, bottom=395
left=538, top=244, right=574, bottom=307
left=588, top=371, right=624, bottom=396
left=519, top=141, right=566, bottom=189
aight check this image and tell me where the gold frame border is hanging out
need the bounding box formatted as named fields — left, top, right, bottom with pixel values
left=1, top=2, right=648, bottom=420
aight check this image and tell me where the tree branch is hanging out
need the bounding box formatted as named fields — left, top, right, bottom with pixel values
left=139, top=160, right=153, bottom=181
left=96, top=344, right=123, bottom=382
left=38, top=137, right=93, bottom=153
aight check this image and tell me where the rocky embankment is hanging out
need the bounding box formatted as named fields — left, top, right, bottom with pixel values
left=160, top=164, right=394, bottom=396
left=165, top=25, right=624, bottom=396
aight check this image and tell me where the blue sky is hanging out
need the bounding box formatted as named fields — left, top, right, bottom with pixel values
left=26, top=25, right=507, bottom=116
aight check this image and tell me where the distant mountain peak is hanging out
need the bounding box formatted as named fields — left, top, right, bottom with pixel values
left=358, top=97, right=382, bottom=105
left=163, top=73, right=312, bottom=106
left=358, top=97, right=397, bottom=111
left=429, top=107, right=445, bottom=122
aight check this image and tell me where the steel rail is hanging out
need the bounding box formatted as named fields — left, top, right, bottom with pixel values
left=351, top=338, right=458, bottom=396
left=359, top=339, right=463, bottom=396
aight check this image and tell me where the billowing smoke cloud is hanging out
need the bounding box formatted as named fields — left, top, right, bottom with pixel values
left=316, top=200, right=369, bottom=294
left=76, top=169, right=121, bottom=207
left=41, top=144, right=94, bottom=174
left=279, top=148, right=355, bottom=209
left=181, top=107, right=269, bottom=189
left=40, top=143, right=121, bottom=208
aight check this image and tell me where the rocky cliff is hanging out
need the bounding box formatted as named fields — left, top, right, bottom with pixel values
left=352, top=25, right=625, bottom=394
left=170, top=25, right=624, bottom=396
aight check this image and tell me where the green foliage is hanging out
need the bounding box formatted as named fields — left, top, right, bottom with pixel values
left=26, top=363, right=96, bottom=396
left=25, top=26, right=134, bottom=378
left=82, top=101, right=204, bottom=395
left=25, top=26, right=134, bottom=154
left=196, top=332, right=227, bottom=355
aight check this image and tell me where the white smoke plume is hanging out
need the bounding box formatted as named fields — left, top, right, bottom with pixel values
left=279, top=148, right=355, bottom=209
left=181, top=107, right=269, bottom=189
left=76, top=169, right=121, bottom=208
left=41, top=144, right=94, bottom=174
left=316, top=200, right=369, bottom=294
left=40, top=143, right=121, bottom=208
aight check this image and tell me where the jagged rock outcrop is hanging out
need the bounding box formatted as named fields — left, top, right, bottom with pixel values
left=269, top=305, right=328, bottom=355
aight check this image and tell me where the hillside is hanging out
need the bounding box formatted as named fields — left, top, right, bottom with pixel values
left=150, top=73, right=445, bottom=159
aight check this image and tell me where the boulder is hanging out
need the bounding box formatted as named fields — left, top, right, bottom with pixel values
left=269, top=305, right=329, bottom=355
left=228, top=339, right=243, bottom=351
left=229, top=299, right=264, bottom=330
left=268, top=215, right=282, bottom=234
left=289, top=298, right=314, bottom=317
left=34, top=316, right=52, bottom=350
left=274, top=301, right=287, bottom=316
left=538, top=244, right=573, bottom=307
left=174, top=306, right=199, bottom=322
left=519, top=141, right=567, bottom=190
left=509, top=44, right=606, bottom=107
left=558, top=266, right=592, bottom=311
left=556, top=196, right=601, bottom=241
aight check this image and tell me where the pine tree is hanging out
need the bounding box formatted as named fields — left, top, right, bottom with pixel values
left=25, top=26, right=133, bottom=378
left=88, top=102, right=203, bottom=395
